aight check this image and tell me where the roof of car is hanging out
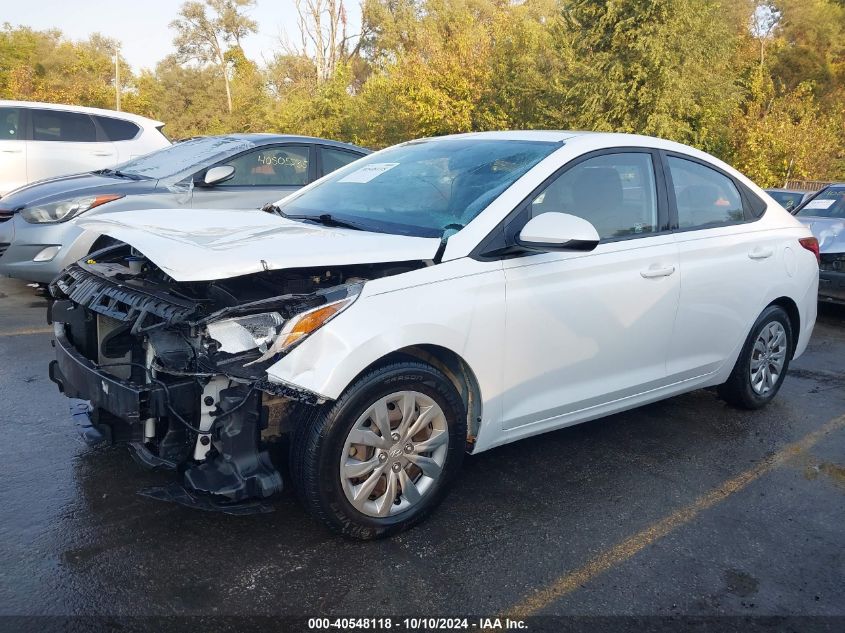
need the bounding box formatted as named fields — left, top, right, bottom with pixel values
left=215, top=133, right=370, bottom=153
left=419, top=130, right=710, bottom=152
left=417, top=130, right=726, bottom=164
left=0, top=99, right=164, bottom=127
left=766, top=188, right=812, bottom=194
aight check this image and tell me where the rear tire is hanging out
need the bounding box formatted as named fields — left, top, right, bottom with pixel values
left=289, top=360, right=466, bottom=539
left=717, top=305, right=793, bottom=410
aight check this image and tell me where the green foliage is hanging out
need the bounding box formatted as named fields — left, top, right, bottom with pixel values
left=0, top=25, right=123, bottom=108
left=1, top=0, right=844, bottom=181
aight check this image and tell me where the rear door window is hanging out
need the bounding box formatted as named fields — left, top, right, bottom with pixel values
left=95, top=116, right=140, bottom=141
left=220, top=145, right=311, bottom=186
left=0, top=107, right=22, bottom=140
left=320, top=146, right=363, bottom=176
left=667, top=156, right=746, bottom=229
left=31, top=109, right=97, bottom=142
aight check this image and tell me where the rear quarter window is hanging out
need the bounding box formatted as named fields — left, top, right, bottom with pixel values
left=95, top=116, right=140, bottom=141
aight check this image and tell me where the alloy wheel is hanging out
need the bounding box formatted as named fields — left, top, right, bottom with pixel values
left=339, top=390, right=449, bottom=518
left=749, top=321, right=788, bottom=395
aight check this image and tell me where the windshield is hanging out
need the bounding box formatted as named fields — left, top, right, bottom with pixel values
left=115, top=136, right=256, bottom=180
left=278, top=138, right=560, bottom=237
left=797, top=187, right=845, bottom=219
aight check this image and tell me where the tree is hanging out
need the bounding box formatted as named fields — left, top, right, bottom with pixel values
left=730, top=78, right=843, bottom=187
left=170, top=0, right=257, bottom=113
left=557, top=0, right=743, bottom=152
left=131, top=56, right=229, bottom=138
left=0, top=25, right=128, bottom=109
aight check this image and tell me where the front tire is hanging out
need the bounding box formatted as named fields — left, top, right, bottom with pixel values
left=718, top=305, right=793, bottom=410
left=290, top=360, right=467, bottom=539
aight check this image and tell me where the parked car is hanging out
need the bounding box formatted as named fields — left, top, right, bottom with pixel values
left=47, top=131, right=818, bottom=538
left=0, top=134, right=369, bottom=283
left=0, top=100, right=170, bottom=196
left=764, top=188, right=814, bottom=213
left=794, top=183, right=845, bottom=303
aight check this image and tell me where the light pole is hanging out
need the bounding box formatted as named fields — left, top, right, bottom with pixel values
left=114, top=53, right=121, bottom=111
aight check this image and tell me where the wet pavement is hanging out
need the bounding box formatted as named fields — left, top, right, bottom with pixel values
left=0, top=275, right=843, bottom=626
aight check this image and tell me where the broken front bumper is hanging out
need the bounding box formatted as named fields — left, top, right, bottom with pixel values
left=49, top=322, right=196, bottom=426
left=48, top=318, right=284, bottom=505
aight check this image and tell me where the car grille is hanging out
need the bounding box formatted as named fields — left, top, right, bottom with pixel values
left=51, top=264, right=200, bottom=333
left=0, top=243, right=9, bottom=259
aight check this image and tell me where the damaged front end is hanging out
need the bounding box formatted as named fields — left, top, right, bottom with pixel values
left=47, top=244, right=422, bottom=508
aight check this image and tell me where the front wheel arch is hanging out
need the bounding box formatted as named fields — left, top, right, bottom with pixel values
left=289, top=359, right=468, bottom=539
left=341, top=344, right=483, bottom=451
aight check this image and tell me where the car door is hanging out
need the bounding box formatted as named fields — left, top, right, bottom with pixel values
left=501, top=149, right=680, bottom=431
left=190, top=144, right=315, bottom=209
left=0, top=106, right=27, bottom=194
left=27, top=108, right=117, bottom=182
left=663, top=153, right=779, bottom=381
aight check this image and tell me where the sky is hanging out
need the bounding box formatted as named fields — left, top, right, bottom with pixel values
left=3, top=0, right=363, bottom=72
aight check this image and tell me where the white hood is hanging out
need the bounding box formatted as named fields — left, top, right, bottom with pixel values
left=77, top=208, right=442, bottom=282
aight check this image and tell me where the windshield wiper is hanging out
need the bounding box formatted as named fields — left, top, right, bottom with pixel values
left=283, top=213, right=366, bottom=231
left=95, top=168, right=143, bottom=181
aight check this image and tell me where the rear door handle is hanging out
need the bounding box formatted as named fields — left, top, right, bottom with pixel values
left=1, top=149, right=22, bottom=153
left=92, top=152, right=114, bottom=157
left=640, top=264, right=676, bottom=279
left=748, top=247, right=774, bottom=260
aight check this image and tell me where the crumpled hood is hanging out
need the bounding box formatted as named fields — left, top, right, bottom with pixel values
left=76, top=208, right=442, bottom=282
left=797, top=216, right=845, bottom=254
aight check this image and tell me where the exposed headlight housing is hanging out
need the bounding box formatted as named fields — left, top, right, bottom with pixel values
left=20, top=194, right=123, bottom=224
left=206, top=312, right=285, bottom=355
left=246, top=288, right=361, bottom=366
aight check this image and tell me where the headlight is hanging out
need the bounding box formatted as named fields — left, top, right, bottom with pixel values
left=245, top=289, right=360, bottom=365
left=206, top=312, right=284, bottom=355
left=20, top=194, right=123, bottom=224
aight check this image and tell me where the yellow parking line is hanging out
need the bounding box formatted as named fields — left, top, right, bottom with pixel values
left=503, top=413, right=845, bottom=619
left=0, top=327, right=53, bottom=337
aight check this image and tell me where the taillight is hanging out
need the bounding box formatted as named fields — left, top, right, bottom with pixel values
left=799, top=237, right=820, bottom=264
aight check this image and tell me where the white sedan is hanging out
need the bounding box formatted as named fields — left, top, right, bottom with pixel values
left=48, top=131, right=819, bottom=538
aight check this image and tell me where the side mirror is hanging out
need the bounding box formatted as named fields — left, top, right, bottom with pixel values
left=516, top=212, right=600, bottom=252
left=202, top=165, right=236, bottom=186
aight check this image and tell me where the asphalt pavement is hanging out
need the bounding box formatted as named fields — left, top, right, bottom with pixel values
left=0, top=275, right=843, bottom=630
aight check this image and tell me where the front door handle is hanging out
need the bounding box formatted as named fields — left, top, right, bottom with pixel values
left=640, top=264, right=676, bottom=279
left=92, top=152, right=114, bottom=157
left=1, top=149, right=22, bottom=153
left=748, top=247, right=774, bottom=260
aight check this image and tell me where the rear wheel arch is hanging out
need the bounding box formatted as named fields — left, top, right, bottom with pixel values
left=768, top=296, right=800, bottom=357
